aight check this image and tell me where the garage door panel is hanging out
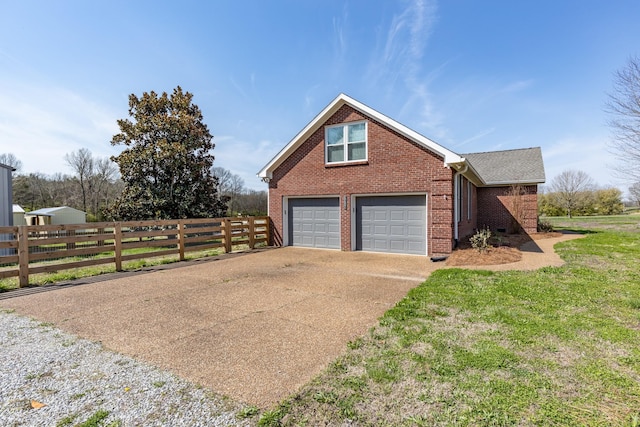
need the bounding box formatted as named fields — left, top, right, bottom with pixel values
left=407, top=225, right=423, bottom=236
left=407, top=241, right=423, bottom=251
left=288, top=198, right=340, bottom=249
left=373, top=211, right=387, bottom=221
left=407, top=211, right=423, bottom=221
left=356, top=196, right=426, bottom=255
left=389, top=225, right=405, bottom=236
left=390, top=210, right=405, bottom=221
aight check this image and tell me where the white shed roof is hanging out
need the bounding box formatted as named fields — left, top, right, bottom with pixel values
left=26, top=206, right=86, bottom=216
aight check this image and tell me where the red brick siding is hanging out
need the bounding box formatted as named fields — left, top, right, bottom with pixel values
left=268, top=105, right=455, bottom=256
left=476, top=185, right=538, bottom=234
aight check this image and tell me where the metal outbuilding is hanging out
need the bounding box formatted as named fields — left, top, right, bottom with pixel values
left=24, top=206, right=87, bottom=225
left=12, top=204, right=25, bottom=226
left=0, top=163, right=14, bottom=256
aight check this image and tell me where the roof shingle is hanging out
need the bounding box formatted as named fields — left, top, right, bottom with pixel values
left=463, top=147, right=545, bottom=185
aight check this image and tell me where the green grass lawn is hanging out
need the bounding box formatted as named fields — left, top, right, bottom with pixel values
left=545, top=212, right=640, bottom=232
left=260, top=216, right=640, bottom=426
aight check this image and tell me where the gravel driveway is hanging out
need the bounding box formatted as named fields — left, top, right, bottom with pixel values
left=0, top=247, right=435, bottom=416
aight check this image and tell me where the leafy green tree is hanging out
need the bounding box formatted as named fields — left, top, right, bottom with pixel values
left=538, top=192, right=565, bottom=217
left=107, top=86, right=226, bottom=220
left=593, top=188, right=624, bottom=215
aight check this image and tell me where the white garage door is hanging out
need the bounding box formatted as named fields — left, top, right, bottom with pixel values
left=288, top=198, right=340, bottom=249
left=356, top=195, right=426, bottom=255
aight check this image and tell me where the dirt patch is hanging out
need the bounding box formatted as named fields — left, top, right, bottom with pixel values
left=446, top=232, right=562, bottom=266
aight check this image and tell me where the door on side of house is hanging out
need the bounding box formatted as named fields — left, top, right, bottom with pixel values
left=356, top=195, right=427, bottom=255
left=288, top=197, right=340, bottom=249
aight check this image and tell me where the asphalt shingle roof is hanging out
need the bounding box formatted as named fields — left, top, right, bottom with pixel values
left=463, top=147, right=545, bottom=185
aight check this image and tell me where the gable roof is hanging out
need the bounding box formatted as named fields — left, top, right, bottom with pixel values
left=12, top=205, right=25, bottom=214
left=257, top=93, right=545, bottom=186
left=463, top=147, right=545, bottom=185
left=258, top=93, right=465, bottom=180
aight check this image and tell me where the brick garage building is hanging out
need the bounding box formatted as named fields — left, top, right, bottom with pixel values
left=258, top=94, right=544, bottom=257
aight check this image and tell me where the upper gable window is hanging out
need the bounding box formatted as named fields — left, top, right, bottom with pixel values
left=325, top=121, right=367, bottom=164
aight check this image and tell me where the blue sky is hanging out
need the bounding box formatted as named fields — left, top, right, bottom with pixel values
left=1, top=1, right=639, bottom=192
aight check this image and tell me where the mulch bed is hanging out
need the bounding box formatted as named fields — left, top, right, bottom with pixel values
left=445, top=232, right=562, bottom=266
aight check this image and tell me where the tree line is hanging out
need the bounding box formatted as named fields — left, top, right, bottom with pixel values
left=4, top=86, right=266, bottom=221
left=538, top=169, right=627, bottom=218
left=7, top=150, right=266, bottom=221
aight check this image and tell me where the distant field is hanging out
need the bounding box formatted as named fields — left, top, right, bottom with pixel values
left=545, top=212, right=640, bottom=232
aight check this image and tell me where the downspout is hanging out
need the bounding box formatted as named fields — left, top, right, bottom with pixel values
left=453, top=164, right=468, bottom=248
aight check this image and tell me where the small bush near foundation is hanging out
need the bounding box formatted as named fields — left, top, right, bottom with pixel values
left=470, top=227, right=492, bottom=252
left=538, top=218, right=554, bottom=232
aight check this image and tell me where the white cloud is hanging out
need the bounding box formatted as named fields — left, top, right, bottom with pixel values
left=0, top=82, right=120, bottom=176
left=366, top=0, right=438, bottom=95
left=455, top=127, right=497, bottom=148
left=499, top=79, right=534, bottom=94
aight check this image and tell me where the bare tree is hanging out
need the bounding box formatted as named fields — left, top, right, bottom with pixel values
left=550, top=170, right=595, bottom=218
left=235, top=189, right=268, bottom=216
left=506, top=183, right=526, bottom=234
left=227, top=174, right=245, bottom=214
left=606, top=55, right=640, bottom=181
left=211, top=167, right=234, bottom=194
left=630, top=182, right=640, bottom=207
left=0, top=153, right=23, bottom=173
left=90, top=157, right=119, bottom=220
left=65, top=148, right=94, bottom=213
left=211, top=167, right=247, bottom=215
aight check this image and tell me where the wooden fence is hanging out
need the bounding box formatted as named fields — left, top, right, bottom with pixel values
left=0, top=216, right=270, bottom=288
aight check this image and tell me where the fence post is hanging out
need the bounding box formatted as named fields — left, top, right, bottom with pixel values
left=66, top=229, right=76, bottom=250
left=178, top=220, right=185, bottom=261
left=18, top=226, right=29, bottom=288
left=265, top=216, right=272, bottom=246
left=97, top=227, right=105, bottom=247
left=248, top=217, right=255, bottom=249
left=114, top=222, right=123, bottom=271
left=224, top=218, right=232, bottom=253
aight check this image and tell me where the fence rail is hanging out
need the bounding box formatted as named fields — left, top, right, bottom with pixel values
left=0, top=216, right=270, bottom=287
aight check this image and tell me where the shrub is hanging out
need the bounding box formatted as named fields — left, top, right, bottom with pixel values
left=537, top=218, right=554, bottom=232
left=470, top=227, right=492, bottom=253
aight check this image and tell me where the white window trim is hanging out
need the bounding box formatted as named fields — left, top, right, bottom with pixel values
left=325, top=121, right=368, bottom=164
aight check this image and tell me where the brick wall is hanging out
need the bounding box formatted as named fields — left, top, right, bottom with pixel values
left=476, top=185, right=539, bottom=234
left=268, top=105, right=455, bottom=256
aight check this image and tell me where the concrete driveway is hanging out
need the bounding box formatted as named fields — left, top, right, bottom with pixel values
left=0, top=247, right=437, bottom=407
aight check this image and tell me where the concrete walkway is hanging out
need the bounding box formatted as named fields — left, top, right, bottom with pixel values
left=0, top=233, right=581, bottom=407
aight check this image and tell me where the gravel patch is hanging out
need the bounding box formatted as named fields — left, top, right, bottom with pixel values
left=0, top=310, right=254, bottom=427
